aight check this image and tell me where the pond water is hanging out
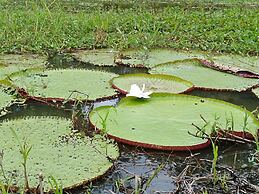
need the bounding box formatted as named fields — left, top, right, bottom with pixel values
left=2, top=54, right=258, bottom=193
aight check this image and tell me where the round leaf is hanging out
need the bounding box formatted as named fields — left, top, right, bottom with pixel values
left=90, top=93, right=259, bottom=151
left=111, top=73, right=194, bottom=94
left=0, top=116, right=119, bottom=190
left=151, top=59, right=259, bottom=91
left=11, top=69, right=118, bottom=100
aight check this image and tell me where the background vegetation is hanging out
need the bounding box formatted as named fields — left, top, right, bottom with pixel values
left=0, top=0, right=258, bottom=55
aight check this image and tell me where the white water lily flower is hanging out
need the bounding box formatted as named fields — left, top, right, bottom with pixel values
left=126, top=84, right=153, bottom=99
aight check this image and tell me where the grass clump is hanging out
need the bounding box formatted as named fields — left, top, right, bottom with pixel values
left=0, top=0, right=258, bottom=55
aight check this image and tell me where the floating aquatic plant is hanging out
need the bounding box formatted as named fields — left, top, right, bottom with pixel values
left=10, top=69, right=118, bottom=101
left=204, top=54, right=259, bottom=77
left=72, top=49, right=119, bottom=67
left=90, top=93, right=259, bottom=151
left=115, top=49, right=205, bottom=68
left=0, top=116, right=119, bottom=191
left=0, top=88, right=14, bottom=115
left=0, top=54, right=46, bottom=80
left=151, top=59, right=259, bottom=91
left=111, top=73, right=194, bottom=94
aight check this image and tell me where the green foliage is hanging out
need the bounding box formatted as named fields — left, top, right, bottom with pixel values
left=0, top=1, right=257, bottom=54
left=211, top=140, right=219, bottom=184
left=10, top=128, right=32, bottom=190
left=48, top=176, right=63, bottom=194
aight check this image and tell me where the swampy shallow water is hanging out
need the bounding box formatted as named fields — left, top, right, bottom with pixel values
left=1, top=54, right=258, bottom=193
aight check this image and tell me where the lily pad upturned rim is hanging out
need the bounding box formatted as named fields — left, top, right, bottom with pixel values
left=90, top=106, right=211, bottom=151
left=106, top=130, right=211, bottom=151
left=89, top=93, right=258, bottom=151
left=151, top=59, right=259, bottom=92
left=201, top=59, right=259, bottom=79
left=110, top=73, right=195, bottom=95
left=17, top=87, right=120, bottom=104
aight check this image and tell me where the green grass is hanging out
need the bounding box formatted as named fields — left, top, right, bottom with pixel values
left=0, top=0, right=258, bottom=55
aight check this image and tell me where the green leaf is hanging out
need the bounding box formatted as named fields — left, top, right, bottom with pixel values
left=117, top=48, right=205, bottom=68
left=151, top=59, right=259, bottom=91
left=72, top=49, right=119, bottom=67
left=0, top=54, right=46, bottom=80
left=0, top=116, right=119, bottom=190
left=0, top=89, right=14, bottom=115
left=11, top=69, right=118, bottom=100
left=111, top=73, right=194, bottom=94
left=90, top=93, right=259, bottom=151
left=208, top=54, right=259, bottom=76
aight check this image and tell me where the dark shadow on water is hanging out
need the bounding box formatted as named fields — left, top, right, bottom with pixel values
left=48, top=53, right=149, bottom=75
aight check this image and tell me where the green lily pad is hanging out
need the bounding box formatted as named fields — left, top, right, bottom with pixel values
left=72, top=49, right=119, bottom=66
left=90, top=93, right=258, bottom=151
left=111, top=73, right=194, bottom=94
left=151, top=59, right=259, bottom=91
left=0, top=54, right=47, bottom=80
left=0, top=116, right=119, bottom=190
left=0, top=89, right=14, bottom=115
left=117, top=48, right=205, bottom=68
left=208, top=54, right=259, bottom=76
left=11, top=69, right=117, bottom=100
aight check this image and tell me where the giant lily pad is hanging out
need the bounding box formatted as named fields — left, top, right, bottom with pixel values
left=90, top=93, right=259, bottom=151
left=72, top=49, right=119, bottom=66
left=116, top=49, right=205, bottom=68
left=111, top=73, right=194, bottom=94
left=151, top=59, right=259, bottom=91
left=0, top=54, right=47, bottom=80
left=0, top=116, right=119, bottom=190
left=10, top=69, right=118, bottom=101
left=205, top=54, right=259, bottom=77
left=0, top=89, right=14, bottom=114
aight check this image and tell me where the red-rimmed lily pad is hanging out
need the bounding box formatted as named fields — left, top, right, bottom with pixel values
left=89, top=93, right=259, bottom=151
left=203, top=54, right=259, bottom=78
left=111, top=73, right=194, bottom=94
left=151, top=59, right=259, bottom=91
left=10, top=69, right=118, bottom=101
left=0, top=116, right=119, bottom=191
